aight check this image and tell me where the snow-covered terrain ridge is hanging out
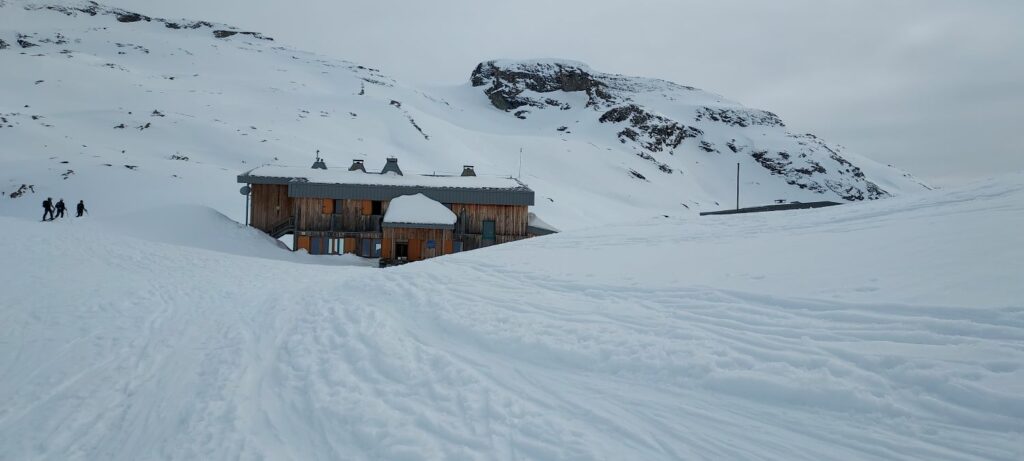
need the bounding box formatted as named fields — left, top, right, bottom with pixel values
left=0, top=0, right=926, bottom=229
left=1, top=173, right=1021, bottom=460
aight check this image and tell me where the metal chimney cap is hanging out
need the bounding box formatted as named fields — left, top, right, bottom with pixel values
left=461, top=165, right=476, bottom=176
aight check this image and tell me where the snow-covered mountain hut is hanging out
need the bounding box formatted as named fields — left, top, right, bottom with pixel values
left=238, top=158, right=547, bottom=264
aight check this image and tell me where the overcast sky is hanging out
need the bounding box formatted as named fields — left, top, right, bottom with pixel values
left=119, top=0, right=1024, bottom=186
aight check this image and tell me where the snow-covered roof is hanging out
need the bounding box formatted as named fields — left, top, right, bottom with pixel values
left=239, top=164, right=535, bottom=206
left=240, top=165, right=528, bottom=191
left=383, top=194, right=456, bottom=228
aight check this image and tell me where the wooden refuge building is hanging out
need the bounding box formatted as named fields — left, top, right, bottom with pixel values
left=238, top=157, right=556, bottom=265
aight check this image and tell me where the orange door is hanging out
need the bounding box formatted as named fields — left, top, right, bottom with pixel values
left=408, top=239, right=422, bottom=261
left=296, top=235, right=311, bottom=252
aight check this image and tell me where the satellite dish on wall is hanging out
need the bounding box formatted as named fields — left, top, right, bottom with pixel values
left=239, top=185, right=251, bottom=195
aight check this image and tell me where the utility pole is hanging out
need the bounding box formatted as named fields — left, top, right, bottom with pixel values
left=736, top=162, right=740, bottom=210
left=518, top=147, right=523, bottom=179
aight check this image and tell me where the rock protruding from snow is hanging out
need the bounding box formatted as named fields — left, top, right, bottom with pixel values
left=471, top=59, right=616, bottom=111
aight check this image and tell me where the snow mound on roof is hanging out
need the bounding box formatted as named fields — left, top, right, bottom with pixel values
left=383, top=193, right=456, bottom=226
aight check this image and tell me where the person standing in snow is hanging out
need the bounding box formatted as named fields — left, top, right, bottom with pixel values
left=42, top=197, right=54, bottom=221
left=76, top=200, right=87, bottom=217
left=54, top=199, right=66, bottom=218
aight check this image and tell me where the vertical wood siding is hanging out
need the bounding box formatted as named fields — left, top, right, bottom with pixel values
left=449, top=204, right=528, bottom=236
left=249, top=184, right=293, bottom=232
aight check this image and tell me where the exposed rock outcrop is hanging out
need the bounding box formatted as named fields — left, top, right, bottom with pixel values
left=599, top=104, right=703, bottom=153
left=471, top=60, right=616, bottom=111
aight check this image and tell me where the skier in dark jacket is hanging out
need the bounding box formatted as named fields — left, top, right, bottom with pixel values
left=42, top=197, right=54, bottom=221
left=76, top=200, right=87, bottom=217
left=55, top=199, right=66, bottom=218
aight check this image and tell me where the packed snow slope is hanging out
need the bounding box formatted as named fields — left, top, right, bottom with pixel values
left=0, top=0, right=926, bottom=229
left=1, top=175, right=1021, bottom=460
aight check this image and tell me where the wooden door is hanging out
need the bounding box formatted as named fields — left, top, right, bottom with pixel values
left=296, top=235, right=310, bottom=252
left=408, top=239, right=422, bottom=261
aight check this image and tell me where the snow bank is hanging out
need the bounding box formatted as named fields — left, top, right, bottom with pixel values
left=101, top=205, right=372, bottom=265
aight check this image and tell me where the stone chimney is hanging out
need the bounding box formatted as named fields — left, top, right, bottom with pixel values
left=311, top=150, right=327, bottom=170
left=349, top=159, right=366, bottom=172
left=381, top=157, right=403, bottom=176
left=461, top=165, right=476, bottom=177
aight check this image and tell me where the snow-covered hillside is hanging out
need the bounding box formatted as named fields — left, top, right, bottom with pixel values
left=1, top=171, right=1021, bottom=460
left=0, top=0, right=926, bottom=229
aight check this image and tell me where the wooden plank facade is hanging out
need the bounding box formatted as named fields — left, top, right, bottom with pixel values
left=285, top=199, right=531, bottom=264
left=249, top=184, right=292, bottom=233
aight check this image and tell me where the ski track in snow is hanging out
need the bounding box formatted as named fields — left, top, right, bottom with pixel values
left=1, top=177, right=1023, bottom=460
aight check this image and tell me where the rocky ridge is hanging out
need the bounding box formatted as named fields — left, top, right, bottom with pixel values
left=471, top=59, right=910, bottom=201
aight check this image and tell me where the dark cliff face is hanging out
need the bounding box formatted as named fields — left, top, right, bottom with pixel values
left=471, top=60, right=616, bottom=111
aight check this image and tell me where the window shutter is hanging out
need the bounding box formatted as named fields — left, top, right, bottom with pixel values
left=322, top=198, right=333, bottom=214
left=362, top=200, right=373, bottom=216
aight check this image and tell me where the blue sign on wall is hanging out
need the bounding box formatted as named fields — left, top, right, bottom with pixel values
left=426, top=240, right=436, bottom=249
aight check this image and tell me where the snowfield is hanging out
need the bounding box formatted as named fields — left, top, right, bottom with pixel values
left=1, top=175, right=1021, bottom=460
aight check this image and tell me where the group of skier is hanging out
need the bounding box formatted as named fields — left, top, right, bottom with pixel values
left=42, top=197, right=87, bottom=221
